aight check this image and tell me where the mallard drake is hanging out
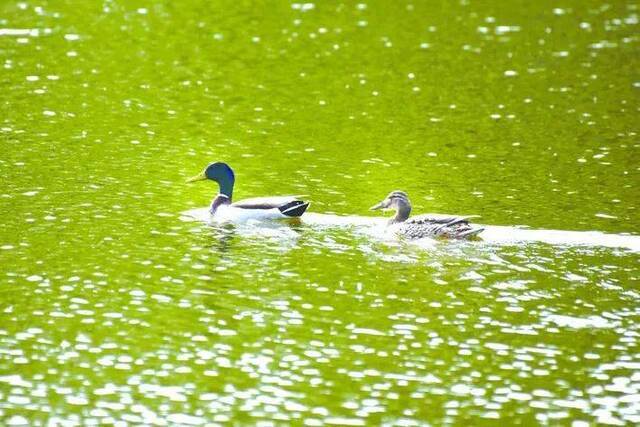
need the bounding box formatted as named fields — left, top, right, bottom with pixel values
left=187, top=162, right=309, bottom=221
left=370, top=191, right=483, bottom=239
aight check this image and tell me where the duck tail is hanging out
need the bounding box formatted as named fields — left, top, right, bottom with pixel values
left=279, top=200, right=309, bottom=217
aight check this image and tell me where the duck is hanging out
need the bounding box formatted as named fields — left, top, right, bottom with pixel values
left=370, top=191, right=484, bottom=239
left=187, top=162, right=309, bottom=221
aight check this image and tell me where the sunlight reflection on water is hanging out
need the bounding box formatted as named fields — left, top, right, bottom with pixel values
left=2, top=0, right=640, bottom=424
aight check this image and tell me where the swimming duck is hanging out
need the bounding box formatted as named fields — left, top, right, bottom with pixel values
left=370, top=191, right=484, bottom=239
left=187, top=162, right=309, bottom=221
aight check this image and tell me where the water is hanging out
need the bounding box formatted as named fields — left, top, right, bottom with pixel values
left=1, top=0, right=639, bottom=425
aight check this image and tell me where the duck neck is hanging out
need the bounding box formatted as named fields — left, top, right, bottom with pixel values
left=217, top=178, right=234, bottom=201
left=390, top=204, right=411, bottom=223
left=210, top=194, right=231, bottom=215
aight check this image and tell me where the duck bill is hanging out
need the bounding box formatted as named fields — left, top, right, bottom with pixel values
left=186, top=172, right=207, bottom=183
left=370, top=201, right=386, bottom=211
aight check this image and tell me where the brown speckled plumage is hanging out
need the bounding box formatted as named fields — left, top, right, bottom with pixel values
left=371, top=191, right=484, bottom=240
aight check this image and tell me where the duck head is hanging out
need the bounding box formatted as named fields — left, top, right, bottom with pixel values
left=370, top=190, right=412, bottom=222
left=187, top=162, right=235, bottom=198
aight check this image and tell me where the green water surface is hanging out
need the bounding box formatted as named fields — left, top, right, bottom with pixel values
left=1, top=0, right=639, bottom=425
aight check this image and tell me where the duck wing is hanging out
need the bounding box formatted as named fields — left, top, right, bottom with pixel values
left=231, top=196, right=305, bottom=210
left=408, top=214, right=480, bottom=224
left=231, top=196, right=309, bottom=218
left=400, top=214, right=483, bottom=239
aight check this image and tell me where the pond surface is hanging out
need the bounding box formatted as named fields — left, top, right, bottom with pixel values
left=1, top=0, right=639, bottom=425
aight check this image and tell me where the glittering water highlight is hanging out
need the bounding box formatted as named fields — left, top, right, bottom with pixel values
left=1, top=0, right=639, bottom=425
